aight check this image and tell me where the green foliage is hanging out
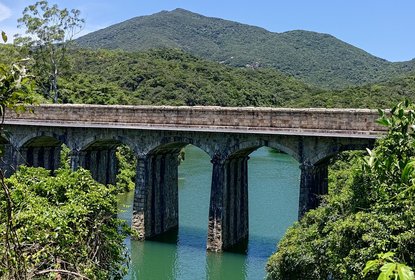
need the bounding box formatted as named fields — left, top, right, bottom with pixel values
left=0, top=166, right=129, bottom=279
left=363, top=252, right=414, bottom=280
left=266, top=102, right=415, bottom=280
left=33, top=47, right=415, bottom=109
left=115, top=145, right=136, bottom=192
left=0, top=32, right=37, bottom=115
left=15, top=0, right=84, bottom=103
left=57, top=48, right=322, bottom=106
left=3, top=41, right=415, bottom=109
left=297, top=73, right=415, bottom=108
left=75, top=8, right=415, bottom=89
left=59, top=144, right=71, bottom=169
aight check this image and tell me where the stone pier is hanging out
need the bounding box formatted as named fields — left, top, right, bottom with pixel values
left=207, top=154, right=249, bottom=252
left=0, top=144, right=19, bottom=176
left=132, top=150, right=180, bottom=239
left=298, top=161, right=329, bottom=217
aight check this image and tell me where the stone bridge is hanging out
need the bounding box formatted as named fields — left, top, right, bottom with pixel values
left=1, top=104, right=386, bottom=252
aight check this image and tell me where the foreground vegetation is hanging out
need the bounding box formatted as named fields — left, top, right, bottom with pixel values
left=0, top=167, right=129, bottom=279
left=266, top=102, right=415, bottom=279
left=0, top=29, right=129, bottom=279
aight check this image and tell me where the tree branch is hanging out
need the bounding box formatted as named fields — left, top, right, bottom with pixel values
left=35, top=269, right=91, bottom=280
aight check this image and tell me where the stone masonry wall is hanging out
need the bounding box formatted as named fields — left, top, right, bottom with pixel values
left=5, top=104, right=386, bottom=137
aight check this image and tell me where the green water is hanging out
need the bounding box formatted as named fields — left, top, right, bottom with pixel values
left=118, top=146, right=300, bottom=280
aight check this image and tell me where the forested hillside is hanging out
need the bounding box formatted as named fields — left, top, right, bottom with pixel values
left=76, top=8, right=415, bottom=89
left=2, top=44, right=415, bottom=109
left=59, top=48, right=323, bottom=106
left=289, top=72, right=415, bottom=108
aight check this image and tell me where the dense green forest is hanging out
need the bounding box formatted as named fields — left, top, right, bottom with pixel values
left=76, top=8, right=415, bottom=89
left=44, top=48, right=415, bottom=109
left=59, top=48, right=324, bottom=106
left=3, top=44, right=415, bottom=109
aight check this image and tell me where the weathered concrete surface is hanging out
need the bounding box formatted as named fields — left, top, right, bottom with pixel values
left=1, top=104, right=382, bottom=252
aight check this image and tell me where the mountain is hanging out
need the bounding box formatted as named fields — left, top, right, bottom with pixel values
left=76, top=8, right=415, bottom=89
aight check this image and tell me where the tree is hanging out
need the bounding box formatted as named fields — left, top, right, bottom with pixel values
left=266, top=101, right=415, bottom=280
left=1, top=166, right=130, bottom=279
left=0, top=32, right=36, bottom=114
left=1, top=31, right=129, bottom=279
left=1, top=30, right=37, bottom=279
left=15, top=1, right=84, bottom=103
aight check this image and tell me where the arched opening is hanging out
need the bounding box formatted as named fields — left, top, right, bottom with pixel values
left=80, top=139, right=120, bottom=185
left=203, top=145, right=299, bottom=279
left=245, top=146, right=300, bottom=277
left=127, top=143, right=213, bottom=279
left=19, top=136, right=63, bottom=172
left=79, top=139, right=136, bottom=189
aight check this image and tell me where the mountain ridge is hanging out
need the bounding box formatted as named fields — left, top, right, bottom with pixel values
left=75, top=8, right=414, bottom=89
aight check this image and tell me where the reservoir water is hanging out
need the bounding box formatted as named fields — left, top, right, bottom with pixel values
left=118, top=145, right=300, bottom=280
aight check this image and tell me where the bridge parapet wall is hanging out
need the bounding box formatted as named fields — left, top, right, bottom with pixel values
left=6, top=104, right=386, bottom=137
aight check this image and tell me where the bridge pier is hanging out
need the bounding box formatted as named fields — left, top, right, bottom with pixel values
left=132, top=151, right=180, bottom=240
left=0, top=144, right=19, bottom=177
left=298, top=161, right=329, bottom=217
left=207, top=154, right=249, bottom=252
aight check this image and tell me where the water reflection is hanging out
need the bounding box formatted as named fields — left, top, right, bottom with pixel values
left=131, top=237, right=178, bottom=280
left=206, top=251, right=247, bottom=280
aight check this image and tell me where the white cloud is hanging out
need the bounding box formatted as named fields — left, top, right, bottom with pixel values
left=0, top=2, right=11, bottom=22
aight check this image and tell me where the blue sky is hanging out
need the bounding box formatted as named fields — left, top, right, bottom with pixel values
left=1, top=0, right=414, bottom=62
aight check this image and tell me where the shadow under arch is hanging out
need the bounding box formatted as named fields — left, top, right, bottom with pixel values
left=309, top=142, right=374, bottom=167
left=227, top=139, right=301, bottom=163
left=18, top=135, right=63, bottom=171
left=77, top=137, right=137, bottom=186
left=143, top=136, right=213, bottom=158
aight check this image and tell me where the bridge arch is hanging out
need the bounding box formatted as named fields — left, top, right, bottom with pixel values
left=17, top=134, right=63, bottom=172
left=74, top=136, right=138, bottom=186
left=141, top=135, right=214, bottom=158
left=77, top=135, right=137, bottom=154
left=226, top=139, right=300, bottom=162
left=16, top=131, right=64, bottom=150
left=132, top=140, right=213, bottom=241
left=308, top=141, right=374, bottom=166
